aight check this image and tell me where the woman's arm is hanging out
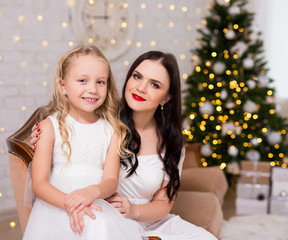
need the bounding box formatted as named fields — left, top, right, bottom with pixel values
left=32, top=119, right=67, bottom=209
left=65, top=132, right=120, bottom=213
left=107, top=180, right=174, bottom=222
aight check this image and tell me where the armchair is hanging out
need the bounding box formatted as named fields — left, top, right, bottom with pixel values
left=6, top=108, right=228, bottom=239
left=171, top=143, right=228, bottom=237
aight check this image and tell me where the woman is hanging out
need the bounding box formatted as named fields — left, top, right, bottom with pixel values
left=31, top=50, right=217, bottom=240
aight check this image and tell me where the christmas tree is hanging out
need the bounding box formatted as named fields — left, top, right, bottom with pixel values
left=182, top=0, right=288, bottom=174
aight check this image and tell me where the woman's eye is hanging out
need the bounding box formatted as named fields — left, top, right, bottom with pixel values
left=151, top=82, right=160, bottom=89
left=133, top=73, right=141, bottom=80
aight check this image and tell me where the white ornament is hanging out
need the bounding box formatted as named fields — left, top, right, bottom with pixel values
left=182, top=117, right=192, bottom=130
left=243, top=58, right=254, bottom=69
left=251, top=137, right=260, bottom=147
left=228, top=146, right=239, bottom=157
left=201, top=143, right=213, bottom=157
left=266, top=96, right=275, bottom=104
left=220, top=89, right=228, bottom=100
left=235, top=126, right=243, bottom=135
left=210, top=40, right=216, bottom=48
left=227, top=160, right=240, bottom=175
left=257, top=75, right=269, bottom=88
left=275, top=104, right=281, bottom=113
left=225, top=30, right=236, bottom=40
left=228, top=5, right=241, bottom=15
left=226, top=101, right=236, bottom=109
left=230, top=41, right=248, bottom=58
left=246, top=150, right=261, bottom=161
left=221, top=122, right=235, bottom=136
left=199, top=101, right=214, bottom=115
left=243, top=100, right=258, bottom=113
left=198, top=83, right=204, bottom=91
left=250, top=32, right=258, bottom=43
left=212, top=61, right=226, bottom=74
left=246, top=79, right=256, bottom=89
left=267, top=131, right=282, bottom=145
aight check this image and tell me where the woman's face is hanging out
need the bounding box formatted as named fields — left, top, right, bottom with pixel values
left=125, top=59, right=171, bottom=114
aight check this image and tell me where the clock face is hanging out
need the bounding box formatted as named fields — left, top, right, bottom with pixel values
left=71, top=0, right=137, bottom=61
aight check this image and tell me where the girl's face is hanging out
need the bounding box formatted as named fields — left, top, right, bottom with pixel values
left=61, top=54, right=109, bottom=119
left=125, top=59, right=171, bottom=114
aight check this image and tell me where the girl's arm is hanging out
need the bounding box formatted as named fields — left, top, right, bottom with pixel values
left=32, top=119, right=67, bottom=209
left=65, top=132, right=120, bottom=213
left=107, top=180, right=173, bottom=222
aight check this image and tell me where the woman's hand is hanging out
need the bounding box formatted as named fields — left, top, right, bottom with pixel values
left=106, top=192, right=134, bottom=219
left=65, top=187, right=100, bottom=215
left=70, top=204, right=101, bottom=234
left=30, top=122, right=41, bottom=150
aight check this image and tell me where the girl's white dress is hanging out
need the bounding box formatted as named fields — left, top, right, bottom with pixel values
left=117, top=153, right=217, bottom=240
left=23, top=114, right=142, bottom=240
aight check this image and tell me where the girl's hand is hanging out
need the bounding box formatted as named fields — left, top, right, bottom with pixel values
left=106, top=192, right=133, bottom=219
left=65, top=187, right=99, bottom=215
left=70, top=204, right=101, bottom=234
left=30, top=122, right=41, bottom=150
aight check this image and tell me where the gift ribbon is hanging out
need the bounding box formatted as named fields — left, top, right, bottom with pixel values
left=240, top=161, right=270, bottom=184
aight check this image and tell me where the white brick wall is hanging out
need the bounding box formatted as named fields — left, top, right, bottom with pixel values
left=0, top=0, right=212, bottom=214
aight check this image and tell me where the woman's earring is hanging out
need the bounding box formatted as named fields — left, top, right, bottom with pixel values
left=63, top=90, right=67, bottom=95
left=161, top=104, right=165, bottom=123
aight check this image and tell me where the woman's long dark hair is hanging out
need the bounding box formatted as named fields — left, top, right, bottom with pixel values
left=120, top=51, right=184, bottom=201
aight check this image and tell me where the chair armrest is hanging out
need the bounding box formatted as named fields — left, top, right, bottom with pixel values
left=180, top=166, right=228, bottom=204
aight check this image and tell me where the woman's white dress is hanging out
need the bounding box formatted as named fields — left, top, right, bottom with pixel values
left=117, top=153, right=217, bottom=240
left=23, top=114, right=142, bottom=240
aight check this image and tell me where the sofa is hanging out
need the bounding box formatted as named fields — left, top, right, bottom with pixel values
left=6, top=107, right=228, bottom=239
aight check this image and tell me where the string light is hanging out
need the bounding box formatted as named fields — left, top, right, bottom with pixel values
left=37, top=15, right=43, bottom=21
left=183, top=73, right=188, bottom=79
left=169, top=5, right=175, bottom=11
left=182, top=6, right=188, bottom=13
left=169, top=22, right=174, bottom=28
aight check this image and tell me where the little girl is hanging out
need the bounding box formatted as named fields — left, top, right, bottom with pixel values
left=23, top=45, right=142, bottom=240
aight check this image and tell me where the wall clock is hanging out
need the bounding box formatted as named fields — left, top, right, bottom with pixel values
left=71, top=0, right=137, bottom=61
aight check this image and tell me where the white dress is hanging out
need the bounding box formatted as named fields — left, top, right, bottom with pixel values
left=23, top=114, right=143, bottom=240
left=117, top=152, right=217, bottom=240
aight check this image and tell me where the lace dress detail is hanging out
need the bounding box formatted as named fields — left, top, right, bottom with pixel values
left=23, top=114, right=142, bottom=240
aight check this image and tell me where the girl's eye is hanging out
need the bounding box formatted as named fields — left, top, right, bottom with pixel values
left=79, top=79, right=86, bottom=83
left=97, top=80, right=105, bottom=85
left=133, top=73, right=141, bottom=80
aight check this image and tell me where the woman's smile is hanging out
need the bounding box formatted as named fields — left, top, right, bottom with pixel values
left=132, top=93, right=146, bottom=102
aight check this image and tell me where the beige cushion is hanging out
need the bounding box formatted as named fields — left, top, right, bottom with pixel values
left=171, top=191, right=223, bottom=237
left=180, top=167, right=228, bottom=205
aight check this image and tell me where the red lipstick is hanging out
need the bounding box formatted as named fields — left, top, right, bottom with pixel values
left=132, top=93, right=146, bottom=102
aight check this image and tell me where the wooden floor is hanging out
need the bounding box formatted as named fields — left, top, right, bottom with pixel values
left=0, top=187, right=237, bottom=240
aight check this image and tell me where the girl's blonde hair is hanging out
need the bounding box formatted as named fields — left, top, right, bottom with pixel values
left=41, top=45, right=131, bottom=161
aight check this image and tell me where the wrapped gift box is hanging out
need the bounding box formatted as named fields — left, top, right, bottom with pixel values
left=236, top=182, right=270, bottom=200
left=271, top=167, right=288, bottom=197
left=239, top=160, right=271, bottom=184
left=270, top=196, right=288, bottom=215
left=236, top=198, right=269, bottom=215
